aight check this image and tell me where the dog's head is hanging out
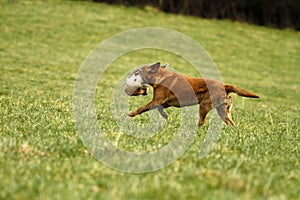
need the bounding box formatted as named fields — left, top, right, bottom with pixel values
left=124, top=62, right=167, bottom=96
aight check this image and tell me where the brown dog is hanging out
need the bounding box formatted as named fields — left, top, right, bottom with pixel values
left=124, top=62, right=259, bottom=126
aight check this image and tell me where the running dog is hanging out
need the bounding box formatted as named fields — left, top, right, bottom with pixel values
left=124, top=62, right=259, bottom=126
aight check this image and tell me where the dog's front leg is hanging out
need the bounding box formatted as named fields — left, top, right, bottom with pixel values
left=157, top=106, right=168, bottom=119
left=128, top=101, right=160, bottom=117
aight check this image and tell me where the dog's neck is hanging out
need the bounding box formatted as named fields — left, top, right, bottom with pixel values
left=145, top=68, right=181, bottom=88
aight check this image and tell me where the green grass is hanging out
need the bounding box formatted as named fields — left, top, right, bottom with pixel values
left=1, top=0, right=299, bottom=199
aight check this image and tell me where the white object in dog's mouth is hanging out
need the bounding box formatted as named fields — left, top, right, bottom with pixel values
left=124, top=69, right=147, bottom=96
left=124, top=85, right=148, bottom=96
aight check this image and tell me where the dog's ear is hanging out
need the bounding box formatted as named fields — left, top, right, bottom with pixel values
left=147, top=62, right=161, bottom=73
left=162, top=63, right=169, bottom=68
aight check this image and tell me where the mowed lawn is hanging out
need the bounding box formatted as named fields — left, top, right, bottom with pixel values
left=0, top=0, right=299, bottom=199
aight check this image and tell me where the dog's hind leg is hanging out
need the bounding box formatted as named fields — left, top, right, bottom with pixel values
left=216, top=99, right=235, bottom=126
left=199, top=104, right=211, bottom=126
left=225, top=95, right=234, bottom=125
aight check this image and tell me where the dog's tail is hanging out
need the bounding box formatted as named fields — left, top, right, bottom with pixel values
left=225, top=85, right=259, bottom=98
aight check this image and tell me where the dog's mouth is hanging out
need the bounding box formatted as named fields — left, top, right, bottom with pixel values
left=124, top=86, right=148, bottom=96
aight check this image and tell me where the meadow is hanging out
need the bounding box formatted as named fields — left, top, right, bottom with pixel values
left=0, top=0, right=299, bottom=199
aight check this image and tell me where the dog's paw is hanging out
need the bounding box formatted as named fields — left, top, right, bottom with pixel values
left=198, top=120, right=205, bottom=127
left=128, top=112, right=136, bottom=117
left=158, top=109, right=168, bottom=119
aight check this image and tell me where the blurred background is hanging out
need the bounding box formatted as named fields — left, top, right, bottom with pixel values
left=93, top=0, right=300, bottom=30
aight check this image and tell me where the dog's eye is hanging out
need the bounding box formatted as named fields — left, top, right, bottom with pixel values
left=134, top=78, right=137, bottom=81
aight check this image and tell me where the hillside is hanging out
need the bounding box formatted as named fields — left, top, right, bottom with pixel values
left=0, top=1, right=299, bottom=199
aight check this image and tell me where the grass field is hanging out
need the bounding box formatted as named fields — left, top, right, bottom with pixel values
left=1, top=0, right=299, bottom=199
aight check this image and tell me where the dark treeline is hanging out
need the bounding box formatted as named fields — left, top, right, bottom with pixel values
left=93, top=0, right=300, bottom=30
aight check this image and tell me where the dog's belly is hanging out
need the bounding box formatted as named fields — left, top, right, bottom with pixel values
left=163, top=96, right=199, bottom=108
